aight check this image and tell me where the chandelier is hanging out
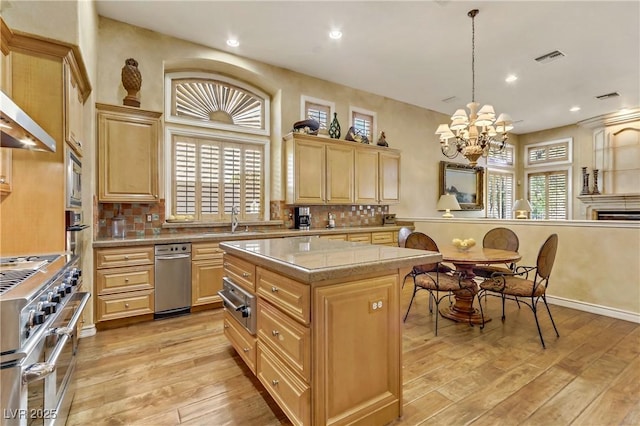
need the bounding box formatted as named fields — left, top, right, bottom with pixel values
left=435, top=9, right=513, bottom=166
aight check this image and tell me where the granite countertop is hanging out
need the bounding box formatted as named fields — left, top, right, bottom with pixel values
left=220, top=236, right=440, bottom=283
left=92, top=225, right=410, bottom=248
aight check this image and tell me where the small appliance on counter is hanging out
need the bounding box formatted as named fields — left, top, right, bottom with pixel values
left=383, top=214, right=396, bottom=225
left=294, top=206, right=311, bottom=230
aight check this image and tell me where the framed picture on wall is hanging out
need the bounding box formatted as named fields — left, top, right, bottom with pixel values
left=439, top=161, right=484, bottom=210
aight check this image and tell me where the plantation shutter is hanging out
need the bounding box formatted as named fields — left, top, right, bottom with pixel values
left=487, top=171, right=514, bottom=219
left=352, top=111, right=373, bottom=139
left=174, top=140, right=196, bottom=215
left=305, top=102, right=330, bottom=130
left=172, top=136, right=263, bottom=221
left=528, top=171, right=568, bottom=219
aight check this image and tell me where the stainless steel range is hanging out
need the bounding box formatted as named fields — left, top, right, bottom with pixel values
left=0, top=254, right=89, bottom=426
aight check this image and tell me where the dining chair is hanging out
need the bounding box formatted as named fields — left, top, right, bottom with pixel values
left=401, top=230, right=453, bottom=288
left=478, top=234, right=559, bottom=348
left=397, top=227, right=413, bottom=248
left=472, top=227, right=520, bottom=278
left=403, top=232, right=479, bottom=335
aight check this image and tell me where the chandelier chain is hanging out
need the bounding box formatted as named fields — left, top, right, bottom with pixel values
left=471, top=11, right=475, bottom=103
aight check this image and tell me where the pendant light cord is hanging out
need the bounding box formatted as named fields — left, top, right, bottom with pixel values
left=469, top=9, right=477, bottom=103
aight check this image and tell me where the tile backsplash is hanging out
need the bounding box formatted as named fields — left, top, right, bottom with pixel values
left=97, top=200, right=390, bottom=238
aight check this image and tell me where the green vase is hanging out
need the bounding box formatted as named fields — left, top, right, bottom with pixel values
left=328, top=113, right=341, bottom=139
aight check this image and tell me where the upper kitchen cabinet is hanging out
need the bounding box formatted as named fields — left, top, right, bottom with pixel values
left=355, top=144, right=401, bottom=205
left=64, top=56, right=90, bottom=157
left=97, top=104, right=162, bottom=203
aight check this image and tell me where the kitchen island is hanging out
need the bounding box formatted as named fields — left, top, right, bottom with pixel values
left=219, top=236, right=441, bottom=426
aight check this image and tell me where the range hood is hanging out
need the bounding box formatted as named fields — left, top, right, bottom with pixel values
left=0, top=91, right=56, bottom=152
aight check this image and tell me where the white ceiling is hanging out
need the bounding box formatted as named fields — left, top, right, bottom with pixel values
left=96, top=1, right=640, bottom=134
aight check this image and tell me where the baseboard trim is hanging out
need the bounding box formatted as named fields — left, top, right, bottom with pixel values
left=79, top=324, right=97, bottom=338
left=546, top=295, right=640, bottom=324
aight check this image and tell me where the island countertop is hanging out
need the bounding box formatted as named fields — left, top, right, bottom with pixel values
left=220, top=236, right=441, bottom=283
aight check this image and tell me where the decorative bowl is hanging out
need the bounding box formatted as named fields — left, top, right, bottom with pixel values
left=293, top=119, right=320, bottom=135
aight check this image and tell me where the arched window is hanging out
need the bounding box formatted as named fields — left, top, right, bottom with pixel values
left=165, top=72, right=270, bottom=223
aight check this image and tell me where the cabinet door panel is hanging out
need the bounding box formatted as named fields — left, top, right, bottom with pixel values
left=326, top=144, right=354, bottom=204
left=313, top=275, right=400, bottom=425
left=355, top=150, right=379, bottom=204
left=192, top=258, right=223, bottom=306
left=293, top=140, right=325, bottom=204
left=379, top=151, right=400, bottom=204
left=97, top=105, right=161, bottom=203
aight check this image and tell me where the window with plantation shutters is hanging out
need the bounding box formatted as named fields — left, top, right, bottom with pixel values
left=487, top=171, right=515, bottom=219
left=524, top=138, right=572, bottom=220
left=172, top=136, right=263, bottom=221
left=487, top=144, right=515, bottom=219
left=305, top=102, right=330, bottom=130
left=166, top=72, right=269, bottom=224
left=528, top=170, right=568, bottom=219
left=350, top=106, right=377, bottom=140
left=525, top=138, right=571, bottom=167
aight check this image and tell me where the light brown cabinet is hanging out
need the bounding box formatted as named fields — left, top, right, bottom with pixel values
left=0, top=148, right=12, bottom=194
left=355, top=149, right=400, bottom=204
left=191, top=242, right=224, bottom=307
left=285, top=133, right=400, bottom=206
left=97, top=103, right=161, bottom=203
left=224, top=251, right=402, bottom=426
left=95, top=246, right=155, bottom=323
left=64, top=59, right=84, bottom=156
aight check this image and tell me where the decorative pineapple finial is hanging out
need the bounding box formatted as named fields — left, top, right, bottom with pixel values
left=121, top=58, right=142, bottom=107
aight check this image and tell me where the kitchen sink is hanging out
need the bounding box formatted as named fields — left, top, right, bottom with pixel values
left=200, top=231, right=265, bottom=238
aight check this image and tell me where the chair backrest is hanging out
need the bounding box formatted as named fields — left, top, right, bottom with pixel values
left=483, top=227, right=519, bottom=252
left=405, top=232, right=439, bottom=273
left=397, top=227, right=413, bottom=248
left=536, top=234, right=558, bottom=280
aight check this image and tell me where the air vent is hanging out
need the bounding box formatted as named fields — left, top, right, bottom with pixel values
left=534, top=50, right=566, bottom=64
left=596, top=92, right=620, bottom=100
left=441, top=96, right=457, bottom=103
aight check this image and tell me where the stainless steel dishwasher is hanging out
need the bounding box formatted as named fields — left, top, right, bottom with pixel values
left=154, top=243, right=192, bottom=319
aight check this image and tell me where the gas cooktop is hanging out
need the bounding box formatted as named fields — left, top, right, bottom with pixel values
left=0, top=254, right=61, bottom=296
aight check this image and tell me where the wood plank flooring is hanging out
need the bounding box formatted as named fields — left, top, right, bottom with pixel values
left=68, top=283, right=640, bottom=425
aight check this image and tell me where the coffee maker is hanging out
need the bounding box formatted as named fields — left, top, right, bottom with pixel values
left=294, top=207, right=311, bottom=230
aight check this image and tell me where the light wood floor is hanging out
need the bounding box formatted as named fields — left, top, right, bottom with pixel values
left=68, top=283, right=640, bottom=425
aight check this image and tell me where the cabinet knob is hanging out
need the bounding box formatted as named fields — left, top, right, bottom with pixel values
left=272, top=330, right=279, bottom=336
left=0, top=178, right=5, bottom=184
left=271, top=286, right=278, bottom=293
left=243, top=347, right=250, bottom=353
left=224, top=324, right=229, bottom=329
left=124, top=256, right=129, bottom=260
left=242, top=272, right=250, bottom=278
left=76, top=140, right=82, bottom=147
left=154, top=194, right=158, bottom=198
left=223, top=262, right=229, bottom=267
left=124, top=303, right=129, bottom=308
left=125, top=278, right=129, bottom=282
left=271, top=379, right=279, bottom=386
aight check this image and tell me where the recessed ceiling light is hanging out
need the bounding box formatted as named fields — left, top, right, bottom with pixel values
left=505, top=74, right=518, bottom=83
left=329, top=30, right=342, bottom=40
left=569, top=106, right=581, bottom=112
left=226, top=39, right=239, bottom=47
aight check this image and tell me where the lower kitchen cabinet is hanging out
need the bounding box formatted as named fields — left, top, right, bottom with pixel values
left=191, top=242, right=224, bottom=307
left=223, top=308, right=257, bottom=374
left=94, top=246, right=155, bottom=323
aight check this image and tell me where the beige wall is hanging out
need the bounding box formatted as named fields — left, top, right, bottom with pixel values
left=414, top=219, right=640, bottom=317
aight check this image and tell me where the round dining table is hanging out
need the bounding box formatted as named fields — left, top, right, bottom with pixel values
left=438, top=246, right=522, bottom=324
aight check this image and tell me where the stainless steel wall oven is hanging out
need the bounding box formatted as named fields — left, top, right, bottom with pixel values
left=65, top=148, right=82, bottom=210
left=218, top=277, right=256, bottom=335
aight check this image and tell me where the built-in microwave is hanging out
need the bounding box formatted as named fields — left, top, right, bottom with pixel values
left=65, top=147, right=82, bottom=209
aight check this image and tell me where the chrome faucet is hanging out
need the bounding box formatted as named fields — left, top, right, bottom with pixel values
left=231, top=205, right=239, bottom=233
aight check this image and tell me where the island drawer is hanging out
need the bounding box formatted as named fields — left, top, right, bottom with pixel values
left=257, top=342, right=310, bottom=426
left=257, top=299, right=311, bottom=382
left=256, top=267, right=310, bottom=325
left=96, top=289, right=154, bottom=321
left=223, top=254, right=256, bottom=292
left=96, top=265, right=154, bottom=294
left=95, top=246, right=154, bottom=268
left=319, top=234, right=347, bottom=241
left=224, top=310, right=257, bottom=374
